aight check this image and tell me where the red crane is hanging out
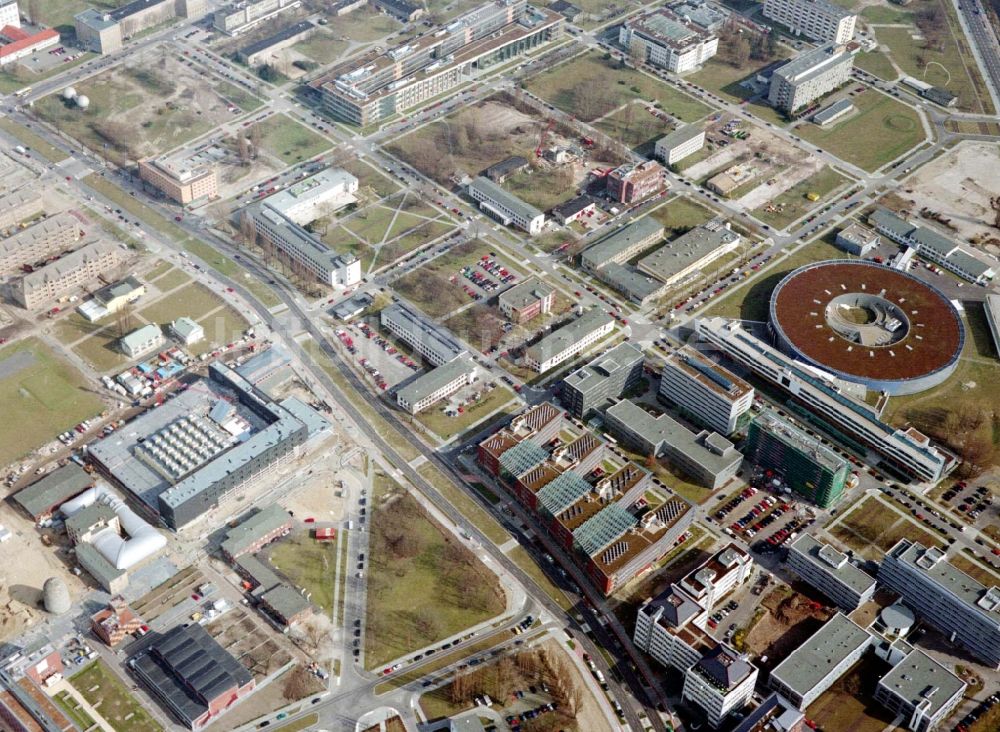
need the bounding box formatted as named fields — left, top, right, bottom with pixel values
left=535, top=118, right=555, bottom=157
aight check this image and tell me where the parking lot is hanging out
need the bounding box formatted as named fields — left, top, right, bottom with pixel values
left=334, top=322, right=419, bottom=391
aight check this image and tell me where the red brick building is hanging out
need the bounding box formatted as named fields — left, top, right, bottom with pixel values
left=91, top=596, right=143, bottom=647
left=607, top=160, right=666, bottom=204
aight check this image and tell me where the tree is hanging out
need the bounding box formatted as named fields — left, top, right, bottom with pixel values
left=115, top=302, right=134, bottom=338
left=239, top=210, right=257, bottom=249
left=249, top=124, right=263, bottom=160
left=282, top=666, right=316, bottom=701
left=27, top=0, right=42, bottom=24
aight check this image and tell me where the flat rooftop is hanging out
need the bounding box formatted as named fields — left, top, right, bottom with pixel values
left=580, top=216, right=664, bottom=268
left=773, top=43, right=853, bottom=85
left=525, top=308, right=613, bottom=365
left=788, top=533, right=876, bottom=595
left=752, top=410, right=847, bottom=474
left=877, top=649, right=965, bottom=716
left=768, top=613, right=873, bottom=697
left=627, top=7, right=715, bottom=49
left=664, top=345, right=752, bottom=402
left=637, top=221, right=739, bottom=283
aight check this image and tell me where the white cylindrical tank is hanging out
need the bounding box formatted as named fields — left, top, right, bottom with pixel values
left=62, top=87, right=77, bottom=100
left=76, top=96, right=90, bottom=110
left=42, top=577, right=71, bottom=615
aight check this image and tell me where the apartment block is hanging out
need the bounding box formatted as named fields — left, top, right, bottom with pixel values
left=497, top=276, right=554, bottom=322
left=654, top=125, right=706, bottom=166
left=139, top=157, right=218, bottom=205
left=380, top=301, right=467, bottom=367
left=561, top=341, right=644, bottom=419
left=877, top=539, right=1000, bottom=669
left=659, top=345, right=753, bottom=435
left=395, top=354, right=478, bottom=413
left=524, top=308, right=614, bottom=372
left=12, top=240, right=123, bottom=309
left=468, top=177, right=545, bottom=235
left=682, top=645, right=758, bottom=728
left=619, top=7, right=718, bottom=73
left=0, top=211, right=85, bottom=275
left=0, top=186, right=42, bottom=230
left=606, top=160, right=666, bottom=204
left=786, top=534, right=876, bottom=611
left=767, top=43, right=854, bottom=114
left=763, top=0, right=856, bottom=44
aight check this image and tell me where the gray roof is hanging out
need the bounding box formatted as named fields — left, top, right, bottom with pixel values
left=485, top=156, right=530, bottom=179
left=250, top=201, right=356, bottom=277
left=395, top=355, right=476, bottom=405
left=239, top=20, right=314, bottom=59
left=497, top=277, right=555, bottom=311
left=773, top=43, right=853, bottom=85
left=768, top=613, right=873, bottom=697
left=14, top=464, right=93, bottom=518
left=381, top=301, right=467, bottom=366
left=813, top=98, right=854, bottom=124
left=692, top=644, right=755, bottom=690
left=552, top=194, right=596, bottom=219
left=236, top=345, right=291, bottom=385
left=788, top=533, right=876, bottom=595
left=637, top=221, right=739, bottom=283
left=599, top=262, right=669, bottom=301
left=656, top=124, right=705, bottom=150
left=752, top=410, right=847, bottom=474
left=783, top=0, right=855, bottom=20
left=563, top=341, right=643, bottom=395
left=642, top=586, right=704, bottom=628
left=869, top=207, right=913, bottom=239
left=525, top=308, right=614, bottom=366
left=19, top=241, right=122, bottom=296
left=468, top=177, right=543, bottom=222
left=120, top=324, right=162, bottom=352
left=581, top=217, right=664, bottom=269
left=909, top=225, right=956, bottom=258
left=876, top=649, right=966, bottom=716
left=65, top=502, right=116, bottom=536
left=837, top=222, right=879, bottom=247
left=75, top=7, right=118, bottom=29
left=94, top=276, right=143, bottom=305
left=76, top=542, right=127, bottom=587
left=260, top=583, right=311, bottom=622
left=221, top=505, right=291, bottom=558
left=946, top=248, right=993, bottom=278
left=280, top=397, right=330, bottom=438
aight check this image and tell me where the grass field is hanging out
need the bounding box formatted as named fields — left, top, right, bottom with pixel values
left=53, top=690, right=96, bottom=730
left=795, top=90, right=924, bottom=172
left=853, top=50, right=899, bottom=81
left=414, top=385, right=516, bottom=441
left=71, top=661, right=163, bottom=732
left=0, top=339, right=103, bottom=466
left=0, top=117, right=69, bottom=162
left=365, top=472, right=505, bottom=668
left=828, top=496, right=940, bottom=560
left=861, top=4, right=914, bottom=22
left=417, top=462, right=510, bottom=546
left=269, top=531, right=339, bottom=612
left=256, top=114, right=332, bottom=164
left=525, top=51, right=712, bottom=123
left=688, top=53, right=789, bottom=105
left=320, top=6, right=401, bottom=42
left=754, top=167, right=851, bottom=229
left=273, top=713, right=320, bottom=732
left=504, top=166, right=579, bottom=212
left=152, top=268, right=192, bottom=292
left=374, top=220, right=455, bottom=269
left=649, top=196, right=717, bottom=236
left=293, top=30, right=350, bottom=65
left=595, top=104, right=673, bottom=154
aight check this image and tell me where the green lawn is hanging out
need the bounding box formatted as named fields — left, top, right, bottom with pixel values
left=341, top=158, right=401, bottom=198
left=0, top=117, right=69, bottom=162
left=688, top=54, right=788, bottom=103
left=795, top=90, right=924, bottom=172
left=138, top=283, right=228, bottom=325
left=374, top=220, right=455, bottom=269
left=256, top=114, right=332, bottom=164
left=417, top=462, right=510, bottom=546
left=649, top=196, right=717, bottom=236
left=828, top=496, right=940, bottom=560
left=273, top=713, right=320, bottom=732
left=861, top=4, right=914, bottom=22
left=53, top=690, right=96, bottom=730
left=525, top=51, right=713, bottom=123
left=269, top=531, right=339, bottom=612
left=504, top=166, right=578, bottom=212
left=365, top=472, right=506, bottom=668
left=595, top=105, right=673, bottom=154
left=414, top=385, right=516, bottom=441
left=754, top=167, right=851, bottom=229
left=146, top=260, right=174, bottom=280
left=292, top=30, right=350, bottom=65
left=214, top=81, right=264, bottom=112
left=151, top=268, right=191, bottom=292
left=0, top=339, right=104, bottom=466
left=321, top=6, right=401, bottom=42
left=853, top=51, right=898, bottom=81
left=70, top=661, right=163, bottom=732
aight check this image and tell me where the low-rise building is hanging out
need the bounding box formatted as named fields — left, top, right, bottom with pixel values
left=169, top=317, right=204, bottom=346
left=220, top=505, right=292, bottom=561
left=874, top=649, right=965, bottom=732
left=524, top=307, right=614, bottom=372
left=13, top=464, right=93, bottom=521
left=835, top=222, right=880, bottom=255
left=604, top=399, right=742, bottom=489
left=682, top=644, right=758, bottom=728
left=786, top=533, right=876, bottom=611
left=120, top=323, right=165, bottom=359
left=484, top=155, right=530, bottom=183
left=238, top=20, right=315, bottom=65
left=497, top=276, right=554, bottom=322
left=91, top=595, right=143, bottom=646
left=380, top=301, right=467, bottom=366
left=730, top=693, right=806, bottom=732
left=607, top=160, right=666, bottom=204
left=551, top=194, right=597, bottom=225
left=395, top=354, right=478, bottom=414
left=561, top=341, right=644, bottom=418
left=12, top=240, right=124, bottom=309
left=654, top=125, right=706, bottom=166
left=580, top=217, right=665, bottom=272
left=812, top=97, right=854, bottom=125
left=659, top=345, right=753, bottom=435
left=139, top=157, right=218, bottom=205
left=767, top=42, right=854, bottom=114
left=763, top=0, right=857, bottom=44
left=372, top=0, right=425, bottom=21
left=0, top=25, right=60, bottom=66
left=468, top=177, right=545, bottom=235
left=619, top=7, right=718, bottom=73
left=637, top=220, right=741, bottom=289
left=984, top=293, right=1000, bottom=357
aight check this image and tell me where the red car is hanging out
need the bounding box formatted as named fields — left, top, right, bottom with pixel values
left=304, top=517, right=315, bottom=523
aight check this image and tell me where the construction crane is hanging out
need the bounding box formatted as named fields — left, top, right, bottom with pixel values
left=535, top=118, right=555, bottom=157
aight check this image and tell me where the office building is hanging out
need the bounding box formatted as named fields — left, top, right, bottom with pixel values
left=262, top=168, right=359, bottom=224
left=139, top=157, right=218, bottom=205
left=237, top=20, right=314, bottom=65
left=678, top=542, right=754, bottom=608
left=580, top=217, right=665, bottom=272
left=619, top=8, right=718, bottom=73
left=0, top=211, right=85, bottom=275
left=477, top=401, right=563, bottom=475
left=75, top=0, right=205, bottom=54
left=985, top=294, right=1000, bottom=357
left=659, top=345, right=753, bottom=435
left=213, top=0, right=300, bottom=35
left=561, top=341, right=644, bottom=418
left=767, top=43, right=854, bottom=114
left=869, top=208, right=995, bottom=285
left=309, top=0, right=562, bottom=125
left=730, top=693, right=806, bottom=732
left=497, top=276, right=554, bottom=322
left=682, top=645, right=758, bottom=727
left=694, top=317, right=954, bottom=483
left=745, top=410, right=849, bottom=508
left=0, top=26, right=59, bottom=66
left=395, top=354, right=478, bottom=413
left=523, top=307, right=614, bottom=372
left=654, top=125, right=706, bottom=166
left=380, top=301, right=467, bottom=366
left=467, top=177, right=545, bottom=235
left=877, top=539, right=1000, bottom=668
left=835, top=222, right=879, bottom=255
left=120, top=323, right=165, bottom=359
left=768, top=613, right=874, bottom=709
left=605, top=399, right=742, bottom=489
left=220, top=505, right=292, bottom=561
left=763, top=0, right=856, bottom=44
left=874, top=650, right=965, bottom=732
left=0, top=0, right=19, bottom=28
left=607, top=160, right=666, bottom=204
left=638, top=219, right=741, bottom=290
left=786, top=534, right=876, bottom=611
left=132, top=623, right=254, bottom=729
left=13, top=240, right=124, bottom=309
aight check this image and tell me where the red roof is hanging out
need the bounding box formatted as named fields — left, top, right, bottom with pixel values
left=315, top=527, right=337, bottom=540
left=0, top=27, right=58, bottom=58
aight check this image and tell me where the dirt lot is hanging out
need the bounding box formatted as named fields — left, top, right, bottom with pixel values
left=743, top=585, right=833, bottom=671
left=903, top=141, right=1000, bottom=255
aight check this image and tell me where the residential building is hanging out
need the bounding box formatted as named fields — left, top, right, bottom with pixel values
left=762, top=0, right=857, bottom=44
left=604, top=399, right=742, bottom=489
left=497, top=276, right=554, bottom=322
left=132, top=623, right=255, bottom=730
left=874, top=649, right=966, bottom=732
left=730, top=693, right=806, bottom=732
left=768, top=613, right=874, bottom=709
left=561, top=341, right=644, bottom=418
left=523, top=308, right=614, bottom=372
left=220, top=505, right=292, bottom=561
left=607, top=160, right=666, bottom=204
left=812, top=97, right=854, bottom=125
left=659, top=345, right=753, bottom=435
left=580, top=217, right=665, bottom=273
left=877, top=539, right=1000, bottom=668
left=637, top=219, right=741, bottom=290
left=0, top=0, right=19, bottom=28
left=654, top=125, right=706, bottom=166
left=170, top=317, right=204, bottom=346
left=13, top=464, right=93, bottom=521
left=309, top=0, right=562, bottom=126
left=237, top=20, right=314, bottom=65
left=212, top=0, right=300, bottom=35
left=745, top=410, right=849, bottom=508
left=551, top=194, right=596, bottom=225
left=139, top=157, right=218, bottom=205
left=0, top=185, right=43, bottom=230
left=869, top=208, right=995, bottom=284
left=619, top=8, right=719, bottom=73
left=90, top=595, right=143, bottom=646
left=835, top=222, right=879, bottom=255
left=0, top=26, right=59, bottom=66
left=0, top=211, right=85, bottom=275
left=786, top=534, right=876, bottom=611
left=120, top=323, right=165, bottom=359
left=767, top=43, right=854, bottom=114
left=373, top=0, right=425, bottom=21
left=395, top=354, right=478, bottom=413
left=467, top=177, right=545, bottom=235
left=484, top=155, right=530, bottom=183
left=694, top=317, right=954, bottom=483
left=682, top=645, right=758, bottom=727
left=12, top=240, right=124, bottom=309
left=380, top=301, right=467, bottom=366
left=984, top=294, right=1000, bottom=357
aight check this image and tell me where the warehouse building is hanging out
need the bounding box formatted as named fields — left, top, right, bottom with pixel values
left=619, top=7, right=718, bottom=73
left=785, top=533, right=876, bottom=611
left=484, top=155, right=530, bottom=183
left=497, top=277, right=554, bottom=322
left=561, top=341, right=644, bottom=418
left=13, top=240, right=124, bottom=309
left=607, top=160, right=667, bottom=204
left=658, top=346, right=753, bottom=436
left=524, top=307, right=614, bottom=372
left=654, top=125, right=706, bottom=166
left=220, top=505, right=292, bottom=561
left=604, top=399, right=742, bottom=489
left=682, top=644, right=758, bottom=728
left=139, top=156, right=218, bottom=205
left=0, top=211, right=86, bottom=275
left=745, top=410, right=849, bottom=508
left=763, top=0, right=856, bottom=44
left=767, top=43, right=854, bottom=114
left=395, top=354, right=478, bottom=414
left=812, top=97, right=854, bottom=126
left=468, top=177, right=545, bottom=235
left=637, top=220, right=741, bottom=290
left=877, top=539, right=1000, bottom=669
left=213, top=0, right=300, bottom=35
left=132, top=623, right=254, bottom=729
left=14, top=464, right=94, bottom=521
left=380, top=301, right=467, bottom=366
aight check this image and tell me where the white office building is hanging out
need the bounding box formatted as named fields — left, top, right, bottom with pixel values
left=659, top=346, right=753, bottom=435
left=619, top=8, right=718, bottom=73
left=380, top=301, right=467, bottom=367
left=682, top=645, right=758, bottom=728
left=768, top=42, right=854, bottom=114
left=263, top=168, right=358, bottom=226
left=467, top=177, right=545, bottom=235
left=524, top=308, right=614, bottom=372
left=763, top=0, right=856, bottom=44
left=874, top=650, right=966, bottom=732
left=786, top=533, right=876, bottom=611
left=395, top=355, right=477, bottom=414
left=654, top=125, right=706, bottom=166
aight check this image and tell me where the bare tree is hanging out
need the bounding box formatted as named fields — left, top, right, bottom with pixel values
left=249, top=124, right=263, bottom=159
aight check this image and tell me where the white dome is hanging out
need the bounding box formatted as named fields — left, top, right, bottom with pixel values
left=62, top=86, right=77, bottom=100
left=42, top=577, right=71, bottom=615
left=76, top=96, right=90, bottom=109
